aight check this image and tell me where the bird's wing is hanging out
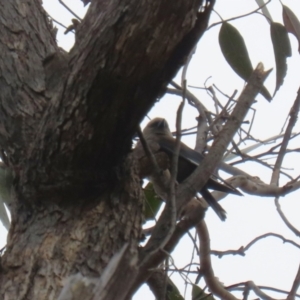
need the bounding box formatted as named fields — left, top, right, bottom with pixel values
left=158, top=137, right=204, bottom=165
left=158, top=137, right=242, bottom=196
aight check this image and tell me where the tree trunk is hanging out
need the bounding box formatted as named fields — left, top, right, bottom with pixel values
left=0, top=0, right=214, bottom=298
left=2, top=156, right=143, bottom=299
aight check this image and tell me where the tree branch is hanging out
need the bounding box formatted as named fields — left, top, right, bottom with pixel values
left=176, top=64, right=271, bottom=211
left=287, top=262, right=300, bottom=300
left=197, top=220, right=239, bottom=300
left=270, top=87, right=300, bottom=185
left=211, top=232, right=300, bottom=258
left=275, top=197, right=300, bottom=237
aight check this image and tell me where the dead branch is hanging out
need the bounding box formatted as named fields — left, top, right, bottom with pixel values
left=275, top=197, right=300, bottom=237
left=197, top=220, right=239, bottom=300
left=211, top=232, right=300, bottom=258
left=287, top=262, right=300, bottom=300
left=271, top=87, right=300, bottom=185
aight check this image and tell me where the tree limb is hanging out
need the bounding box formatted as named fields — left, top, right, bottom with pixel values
left=176, top=64, right=271, bottom=211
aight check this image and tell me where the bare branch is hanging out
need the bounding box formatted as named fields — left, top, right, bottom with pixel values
left=167, top=85, right=209, bottom=153
left=245, top=281, right=277, bottom=300
left=58, top=0, right=82, bottom=20
left=231, top=152, right=294, bottom=181
left=211, top=232, right=300, bottom=258
left=228, top=175, right=300, bottom=197
left=46, top=13, right=69, bottom=30
left=287, top=262, right=300, bottom=300
left=168, top=85, right=208, bottom=115
left=197, top=220, right=239, bottom=300
left=157, top=89, right=187, bottom=253
left=227, top=283, right=300, bottom=299
left=134, top=199, right=207, bottom=297
left=275, top=197, right=300, bottom=237
left=271, top=87, right=300, bottom=185
left=207, top=0, right=272, bottom=31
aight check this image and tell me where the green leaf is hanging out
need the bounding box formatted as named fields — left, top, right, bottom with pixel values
left=282, top=5, right=300, bottom=53
left=143, top=182, right=162, bottom=221
left=167, top=280, right=184, bottom=300
left=219, top=22, right=253, bottom=81
left=0, top=166, right=13, bottom=230
left=270, top=22, right=291, bottom=96
left=219, top=22, right=272, bottom=101
left=192, top=284, right=215, bottom=300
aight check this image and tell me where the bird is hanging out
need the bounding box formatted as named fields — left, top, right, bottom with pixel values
left=140, top=117, right=242, bottom=221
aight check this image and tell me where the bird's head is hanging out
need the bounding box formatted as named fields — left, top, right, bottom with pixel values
left=143, top=118, right=172, bottom=137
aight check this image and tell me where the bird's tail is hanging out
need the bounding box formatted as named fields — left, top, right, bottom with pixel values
left=200, top=188, right=227, bottom=221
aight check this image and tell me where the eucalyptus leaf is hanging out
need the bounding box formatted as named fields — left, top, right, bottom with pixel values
left=167, top=280, right=184, bottom=300
left=219, top=22, right=253, bottom=81
left=282, top=5, right=300, bottom=53
left=270, top=22, right=291, bottom=96
left=219, top=22, right=271, bottom=101
left=143, top=182, right=162, bottom=221
left=192, top=284, right=215, bottom=300
left=0, top=166, right=12, bottom=230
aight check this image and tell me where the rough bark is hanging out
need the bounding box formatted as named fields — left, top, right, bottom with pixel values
left=0, top=0, right=214, bottom=299
left=2, top=156, right=144, bottom=299
left=20, top=0, right=213, bottom=202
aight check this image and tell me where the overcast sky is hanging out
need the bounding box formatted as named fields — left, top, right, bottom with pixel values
left=1, top=1, right=300, bottom=299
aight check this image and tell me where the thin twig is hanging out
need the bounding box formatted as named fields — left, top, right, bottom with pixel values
left=137, top=215, right=205, bottom=296
left=243, top=283, right=250, bottom=300
left=271, top=87, right=300, bottom=185
left=246, top=281, right=276, bottom=300
left=275, top=197, right=300, bottom=237
left=287, top=262, right=300, bottom=300
left=211, top=232, right=300, bottom=257
left=58, top=0, right=82, bottom=20
left=167, top=83, right=209, bottom=153
left=167, top=81, right=187, bottom=248
left=227, top=283, right=300, bottom=299
left=197, top=220, right=239, bottom=300
left=46, top=13, right=69, bottom=30
left=184, top=230, right=198, bottom=297
left=167, top=87, right=208, bottom=119
left=230, top=152, right=294, bottom=181
left=181, top=46, right=197, bottom=86
left=207, top=0, right=272, bottom=31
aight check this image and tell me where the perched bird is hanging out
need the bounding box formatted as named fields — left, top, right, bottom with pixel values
left=141, top=118, right=242, bottom=221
